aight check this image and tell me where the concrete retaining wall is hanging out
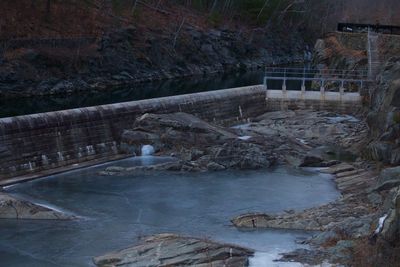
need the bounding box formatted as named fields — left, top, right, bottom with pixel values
left=0, top=85, right=362, bottom=185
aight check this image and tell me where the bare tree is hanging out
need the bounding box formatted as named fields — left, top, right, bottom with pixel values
left=257, top=0, right=271, bottom=20
left=46, top=0, right=52, bottom=21
left=173, top=17, right=186, bottom=48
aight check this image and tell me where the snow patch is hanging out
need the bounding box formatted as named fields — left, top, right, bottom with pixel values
left=232, top=123, right=252, bottom=130
left=374, top=214, right=388, bottom=234
left=326, top=115, right=359, bottom=124
left=238, top=136, right=252, bottom=141
left=250, top=251, right=334, bottom=267
left=250, top=251, right=303, bottom=267
left=296, top=138, right=307, bottom=144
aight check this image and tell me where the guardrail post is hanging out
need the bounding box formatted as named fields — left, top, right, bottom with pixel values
left=282, top=68, right=287, bottom=92
left=263, top=76, right=268, bottom=89
left=340, top=80, right=345, bottom=101
left=320, top=79, right=325, bottom=100
left=263, top=76, right=268, bottom=99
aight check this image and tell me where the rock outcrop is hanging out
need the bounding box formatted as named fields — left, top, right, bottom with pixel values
left=380, top=186, right=400, bottom=244
left=364, top=60, right=400, bottom=164
left=232, top=163, right=378, bottom=234
left=121, top=112, right=237, bottom=156
left=0, top=193, right=75, bottom=220
left=114, top=112, right=274, bottom=173
left=232, top=162, right=382, bottom=265
left=0, top=24, right=306, bottom=98
left=102, top=110, right=365, bottom=175
left=313, top=32, right=367, bottom=71
left=93, top=234, right=254, bottom=267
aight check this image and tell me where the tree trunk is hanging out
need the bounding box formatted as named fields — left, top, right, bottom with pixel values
left=46, top=0, right=51, bottom=22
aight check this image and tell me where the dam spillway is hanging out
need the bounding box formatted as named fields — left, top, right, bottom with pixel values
left=0, top=85, right=361, bottom=185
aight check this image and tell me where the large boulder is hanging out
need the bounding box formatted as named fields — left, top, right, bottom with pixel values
left=380, top=166, right=400, bottom=184
left=379, top=186, right=400, bottom=243
left=133, top=112, right=236, bottom=140
left=208, top=141, right=272, bottom=169
left=0, top=193, right=75, bottom=220
left=121, top=112, right=237, bottom=155
left=93, top=234, right=254, bottom=267
left=372, top=166, right=400, bottom=192
left=120, top=130, right=161, bottom=155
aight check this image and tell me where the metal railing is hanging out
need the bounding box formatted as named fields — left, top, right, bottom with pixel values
left=264, top=67, right=369, bottom=81
left=263, top=67, right=373, bottom=94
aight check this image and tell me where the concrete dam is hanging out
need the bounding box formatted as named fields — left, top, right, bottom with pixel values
left=0, top=85, right=362, bottom=185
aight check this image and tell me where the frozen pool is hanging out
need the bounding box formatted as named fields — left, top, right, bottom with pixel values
left=0, top=157, right=339, bottom=266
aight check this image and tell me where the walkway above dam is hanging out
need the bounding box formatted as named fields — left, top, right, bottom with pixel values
left=262, top=67, right=371, bottom=102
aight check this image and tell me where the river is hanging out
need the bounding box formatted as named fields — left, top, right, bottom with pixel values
left=0, top=65, right=312, bottom=118
left=0, top=157, right=339, bottom=266
left=0, top=70, right=265, bottom=118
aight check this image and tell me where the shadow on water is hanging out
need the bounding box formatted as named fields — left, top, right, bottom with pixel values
left=0, top=70, right=266, bottom=118
left=0, top=63, right=311, bottom=118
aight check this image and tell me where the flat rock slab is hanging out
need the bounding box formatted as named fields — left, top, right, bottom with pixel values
left=93, top=234, right=254, bottom=267
left=320, top=163, right=355, bottom=174
left=0, top=193, right=75, bottom=220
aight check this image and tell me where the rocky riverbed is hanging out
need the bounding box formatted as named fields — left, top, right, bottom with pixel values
left=2, top=106, right=398, bottom=266
left=95, top=108, right=386, bottom=265
left=101, top=109, right=367, bottom=175
left=93, top=47, right=400, bottom=267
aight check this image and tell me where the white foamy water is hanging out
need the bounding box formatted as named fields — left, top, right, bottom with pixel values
left=375, top=214, right=388, bottom=234
left=141, top=145, right=155, bottom=156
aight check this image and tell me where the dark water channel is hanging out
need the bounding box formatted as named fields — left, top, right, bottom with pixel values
left=0, top=71, right=266, bottom=118
left=0, top=157, right=339, bottom=267
left=0, top=65, right=311, bottom=118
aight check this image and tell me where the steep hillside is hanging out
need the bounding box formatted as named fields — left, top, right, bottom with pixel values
left=0, top=1, right=309, bottom=98
left=1, top=0, right=400, bottom=98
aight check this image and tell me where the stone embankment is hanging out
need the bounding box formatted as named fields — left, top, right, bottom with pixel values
left=0, top=84, right=360, bottom=185
left=0, top=86, right=267, bottom=183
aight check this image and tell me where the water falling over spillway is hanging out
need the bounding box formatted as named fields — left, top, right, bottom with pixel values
left=141, top=145, right=155, bottom=156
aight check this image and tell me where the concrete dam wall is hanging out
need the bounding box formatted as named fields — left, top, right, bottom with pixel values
left=0, top=85, right=361, bottom=185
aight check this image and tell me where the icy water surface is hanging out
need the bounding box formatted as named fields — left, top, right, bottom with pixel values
left=0, top=157, right=339, bottom=266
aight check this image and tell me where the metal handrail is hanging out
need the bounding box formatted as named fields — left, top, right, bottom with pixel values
left=265, top=68, right=368, bottom=74
left=264, top=67, right=369, bottom=80
left=264, top=71, right=368, bottom=75
left=264, top=67, right=368, bottom=72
